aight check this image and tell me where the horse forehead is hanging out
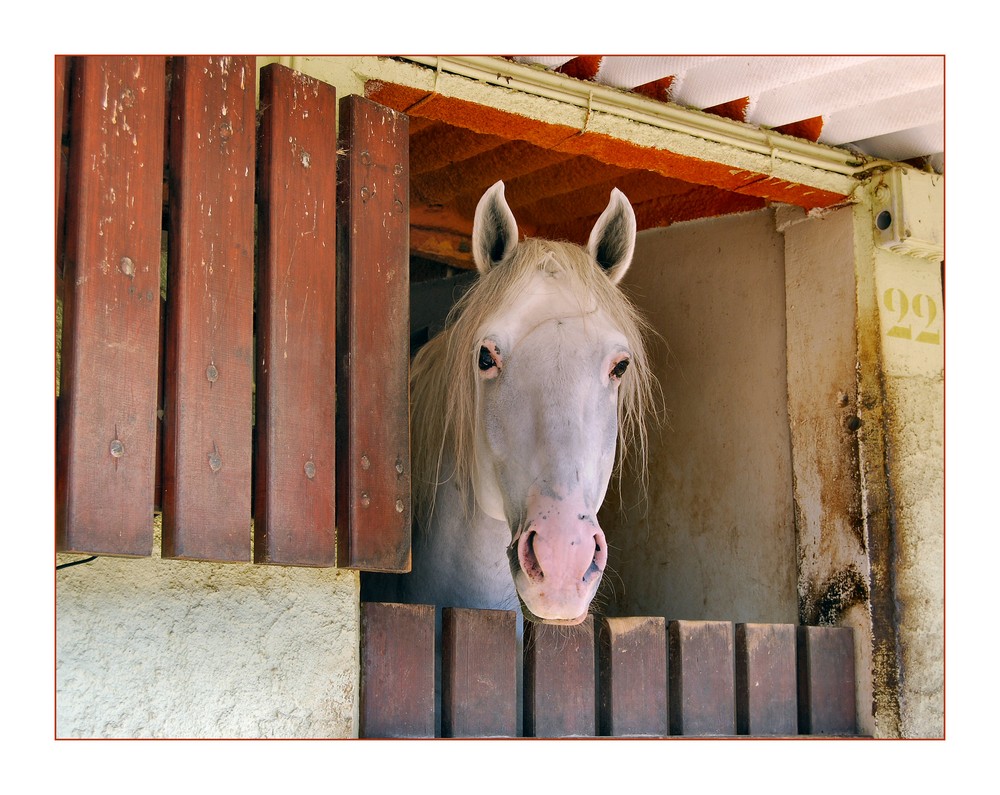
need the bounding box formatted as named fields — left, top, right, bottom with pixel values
left=486, top=272, right=622, bottom=345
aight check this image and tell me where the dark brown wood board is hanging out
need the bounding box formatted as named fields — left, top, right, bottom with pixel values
left=735, top=622, right=798, bottom=735
left=442, top=608, right=517, bottom=737
left=253, top=64, right=338, bottom=565
left=359, top=602, right=435, bottom=738
left=335, top=95, right=411, bottom=571
left=524, top=616, right=597, bottom=737
left=599, top=616, right=668, bottom=737
left=161, top=56, right=256, bottom=561
left=57, top=56, right=167, bottom=555
left=668, top=620, right=736, bottom=735
left=797, top=625, right=857, bottom=735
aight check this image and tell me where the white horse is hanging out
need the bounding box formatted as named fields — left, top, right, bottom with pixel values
left=364, top=181, right=655, bottom=625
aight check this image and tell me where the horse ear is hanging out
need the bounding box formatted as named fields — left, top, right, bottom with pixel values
left=588, top=188, right=636, bottom=284
left=473, top=181, right=519, bottom=274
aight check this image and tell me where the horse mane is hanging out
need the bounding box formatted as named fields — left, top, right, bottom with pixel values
left=409, top=237, right=658, bottom=521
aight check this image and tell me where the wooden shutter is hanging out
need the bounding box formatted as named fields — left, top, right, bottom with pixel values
left=161, top=56, right=256, bottom=561
left=253, top=64, right=339, bottom=566
left=335, top=95, right=411, bottom=571
left=57, top=56, right=166, bottom=555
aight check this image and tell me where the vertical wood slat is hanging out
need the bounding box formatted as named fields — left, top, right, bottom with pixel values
left=442, top=608, right=517, bottom=737
left=599, top=616, right=668, bottom=737
left=524, top=616, right=596, bottom=737
left=55, top=55, right=70, bottom=291
left=797, top=625, right=857, bottom=735
left=735, top=622, right=798, bottom=735
left=336, top=95, right=411, bottom=571
left=360, top=602, right=435, bottom=738
left=161, top=56, right=256, bottom=561
left=56, top=56, right=167, bottom=555
left=668, top=620, right=736, bottom=736
left=254, top=64, right=338, bottom=565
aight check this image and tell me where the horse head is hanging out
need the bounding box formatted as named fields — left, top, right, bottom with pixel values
left=465, top=181, right=642, bottom=624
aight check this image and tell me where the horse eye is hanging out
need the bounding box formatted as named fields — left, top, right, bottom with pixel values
left=479, top=346, right=497, bottom=371
left=610, top=358, right=630, bottom=380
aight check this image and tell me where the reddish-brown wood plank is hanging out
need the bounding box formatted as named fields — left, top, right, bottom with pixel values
left=524, top=616, right=597, bottom=737
left=56, top=56, right=167, bottom=555
left=735, top=623, right=798, bottom=735
left=55, top=55, right=70, bottom=292
left=598, top=616, right=668, bottom=737
left=797, top=625, right=857, bottom=735
left=161, top=56, right=255, bottom=561
left=335, top=95, right=411, bottom=571
left=668, top=620, right=736, bottom=735
left=359, top=602, right=435, bottom=738
left=442, top=608, right=517, bottom=737
left=254, top=64, right=338, bottom=565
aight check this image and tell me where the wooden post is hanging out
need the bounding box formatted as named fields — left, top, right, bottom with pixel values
left=524, top=616, right=596, bottom=737
left=442, top=608, right=517, bottom=737
left=254, top=64, right=339, bottom=565
left=735, top=623, right=798, bottom=735
left=599, top=616, right=668, bottom=737
left=359, top=602, right=435, bottom=738
left=57, top=56, right=166, bottom=555
left=161, top=56, right=256, bottom=561
left=797, top=625, right=857, bottom=735
left=668, top=620, right=736, bottom=735
left=335, top=95, right=411, bottom=571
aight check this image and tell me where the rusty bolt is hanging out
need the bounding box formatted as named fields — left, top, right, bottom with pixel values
left=110, top=439, right=125, bottom=458
left=304, top=461, right=316, bottom=479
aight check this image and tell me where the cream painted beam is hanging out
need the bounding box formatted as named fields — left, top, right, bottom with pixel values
left=298, top=55, right=879, bottom=200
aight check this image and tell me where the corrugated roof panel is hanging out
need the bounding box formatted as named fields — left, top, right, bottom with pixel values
left=746, top=56, right=943, bottom=128
left=820, top=85, right=944, bottom=147
left=669, top=55, right=880, bottom=108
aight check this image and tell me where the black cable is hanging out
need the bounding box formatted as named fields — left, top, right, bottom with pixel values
left=56, top=555, right=97, bottom=570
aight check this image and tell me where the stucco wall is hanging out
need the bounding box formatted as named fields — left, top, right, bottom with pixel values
left=601, top=208, right=798, bottom=624
left=56, top=521, right=359, bottom=738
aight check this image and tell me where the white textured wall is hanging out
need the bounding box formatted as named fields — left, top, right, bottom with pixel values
left=56, top=523, right=359, bottom=738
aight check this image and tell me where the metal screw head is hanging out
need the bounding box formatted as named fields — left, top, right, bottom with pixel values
left=360, top=150, right=372, bottom=165
left=395, top=499, right=405, bottom=513
left=304, top=461, right=316, bottom=479
left=109, top=439, right=125, bottom=458
left=206, top=364, right=219, bottom=383
left=360, top=186, right=369, bottom=202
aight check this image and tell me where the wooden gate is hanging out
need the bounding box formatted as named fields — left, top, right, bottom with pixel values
left=360, top=603, right=858, bottom=738
left=55, top=56, right=409, bottom=570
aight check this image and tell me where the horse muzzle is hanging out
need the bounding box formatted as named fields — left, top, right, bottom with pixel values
left=508, top=494, right=608, bottom=624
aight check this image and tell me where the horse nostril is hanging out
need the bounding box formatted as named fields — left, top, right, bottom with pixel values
left=519, top=529, right=543, bottom=581
left=584, top=535, right=606, bottom=582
